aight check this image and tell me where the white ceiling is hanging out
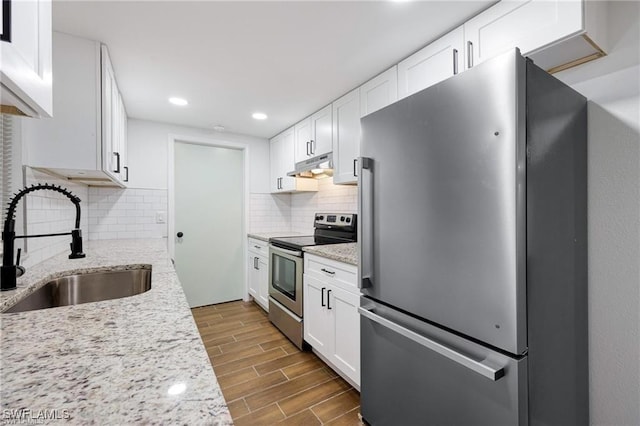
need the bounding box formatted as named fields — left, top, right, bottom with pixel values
left=53, top=1, right=495, bottom=139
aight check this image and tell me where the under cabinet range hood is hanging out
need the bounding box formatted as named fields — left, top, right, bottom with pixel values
left=288, top=152, right=333, bottom=179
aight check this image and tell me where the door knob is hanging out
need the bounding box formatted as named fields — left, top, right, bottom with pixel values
left=177, top=232, right=184, bottom=238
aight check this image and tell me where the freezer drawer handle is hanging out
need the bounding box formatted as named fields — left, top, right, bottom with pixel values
left=358, top=306, right=505, bottom=381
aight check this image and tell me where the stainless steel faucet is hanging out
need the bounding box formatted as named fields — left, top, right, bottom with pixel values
left=1, top=183, right=86, bottom=291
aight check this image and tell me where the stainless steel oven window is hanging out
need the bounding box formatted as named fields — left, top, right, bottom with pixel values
left=271, top=252, right=297, bottom=300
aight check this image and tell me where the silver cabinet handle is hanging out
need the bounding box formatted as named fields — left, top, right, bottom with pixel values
left=321, top=287, right=326, bottom=307
left=358, top=306, right=505, bottom=381
left=327, top=289, right=332, bottom=310
left=467, top=41, right=474, bottom=69
left=253, top=257, right=258, bottom=269
left=254, top=245, right=261, bottom=249
left=357, top=157, right=373, bottom=288
left=353, top=158, right=358, bottom=177
left=310, top=139, right=315, bottom=155
left=306, top=141, right=310, bottom=156
left=321, top=268, right=335, bottom=275
left=453, top=48, right=459, bottom=75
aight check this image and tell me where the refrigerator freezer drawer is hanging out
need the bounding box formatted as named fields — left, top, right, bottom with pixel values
left=360, top=300, right=528, bottom=426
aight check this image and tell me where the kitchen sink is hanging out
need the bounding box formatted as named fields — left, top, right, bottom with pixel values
left=3, top=267, right=152, bottom=313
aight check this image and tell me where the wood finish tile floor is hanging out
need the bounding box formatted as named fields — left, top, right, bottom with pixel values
left=192, top=301, right=362, bottom=426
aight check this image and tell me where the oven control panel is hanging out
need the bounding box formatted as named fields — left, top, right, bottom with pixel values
left=314, top=213, right=356, bottom=228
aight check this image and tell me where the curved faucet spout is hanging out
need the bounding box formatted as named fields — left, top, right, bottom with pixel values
left=1, top=183, right=86, bottom=291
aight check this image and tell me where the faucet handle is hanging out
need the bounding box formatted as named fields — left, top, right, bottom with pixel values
left=15, top=248, right=25, bottom=278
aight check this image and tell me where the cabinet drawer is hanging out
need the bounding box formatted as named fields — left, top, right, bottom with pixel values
left=248, top=238, right=269, bottom=257
left=304, top=254, right=358, bottom=293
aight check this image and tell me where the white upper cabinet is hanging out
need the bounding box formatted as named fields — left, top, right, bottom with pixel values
left=465, top=0, right=607, bottom=73
left=310, top=104, right=333, bottom=157
left=294, top=117, right=312, bottom=164
left=294, top=104, right=333, bottom=164
left=397, top=26, right=465, bottom=100
left=332, top=88, right=361, bottom=185
left=0, top=0, right=52, bottom=118
left=270, top=127, right=317, bottom=193
left=23, top=32, right=127, bottom=187
left=359, top=66, right=398, bottom=118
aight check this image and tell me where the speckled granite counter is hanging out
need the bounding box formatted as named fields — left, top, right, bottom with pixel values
left=247, top=231, right=304, bottom=242
left=303, top=243, right=358, bottom=266
left=0, top=239, right=232, bottom=425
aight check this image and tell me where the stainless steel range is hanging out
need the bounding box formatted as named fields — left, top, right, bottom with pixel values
left=269, top=213, right=357, bottom=349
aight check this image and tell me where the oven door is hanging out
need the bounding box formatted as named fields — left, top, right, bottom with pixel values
left=269, top=245, right=303, bottom=317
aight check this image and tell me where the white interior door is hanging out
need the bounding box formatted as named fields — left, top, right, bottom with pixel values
left=174, top=141, right=244, bottom=307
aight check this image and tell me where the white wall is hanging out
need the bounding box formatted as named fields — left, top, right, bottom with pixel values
left=555, top=2, right=639, bottom=425
left=87, top=187, right=167, bottom=240
left=127, top=119, right=270, bottom=192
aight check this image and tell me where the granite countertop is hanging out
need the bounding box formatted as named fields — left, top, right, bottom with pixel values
left=303, top=243, right=358, bottom=266
left=0, top=239, right=232, bottom=425
left=247, top=231, right=304, bottom=242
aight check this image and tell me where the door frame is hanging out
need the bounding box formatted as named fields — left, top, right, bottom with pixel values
left=167, top=133, right=251, bottom=302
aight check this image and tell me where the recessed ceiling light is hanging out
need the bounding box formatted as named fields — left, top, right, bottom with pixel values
left=212, top=125, right=226, bottom=132
left=169, top=97, right=188, bottom=106
left=252, top=112, right=268, bottom=120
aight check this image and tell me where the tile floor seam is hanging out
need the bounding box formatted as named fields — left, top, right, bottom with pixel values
left=267, top=375, right=339, bottom=417
left=275, top=402, right=287, bottom=421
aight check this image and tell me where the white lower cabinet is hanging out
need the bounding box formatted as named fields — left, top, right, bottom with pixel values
left=304, top=254, right=360, bottom=388
left=247, top=238, right=269, bottom=312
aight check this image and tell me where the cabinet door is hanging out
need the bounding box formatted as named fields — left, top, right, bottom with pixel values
left=119, top=93, right=129, bottom=184
left=310, top=105, right=332, bottom=157
left=257, top=255, right=269, bottom=311
left=332, top=88, right=361, bottom=185
left=0, top=0, right=52, bottom=117
left=101, top=45, right=118, bottom=180
left=360, top=66, right=398, bottom=118
left=278, top=127, right=297, bottom=191
left=464, top=0, right=582, bottom=68
left=397, top=26, right=464, bottom=100
left=303, top=275, right=333, bottom=356
left=247, top=254, right=259, bottom=298
left=328, top=285, right=360, bottom=386
left=294, top=118, right=312, bottom=164
left=269, top=135, right=282, bottom=193
left=22, top=32, right=100, bottom=171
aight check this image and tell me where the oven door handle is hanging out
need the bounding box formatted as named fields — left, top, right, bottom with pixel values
left=269, top=244, right=303, bottom=257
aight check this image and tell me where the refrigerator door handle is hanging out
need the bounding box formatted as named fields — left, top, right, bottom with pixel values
left=358, top=306, right=505, bottom=381
left=357, top=157, right=373, bottom=288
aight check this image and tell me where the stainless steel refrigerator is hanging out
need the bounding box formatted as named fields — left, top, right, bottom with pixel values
left=357, top=49, right=588, bottom=425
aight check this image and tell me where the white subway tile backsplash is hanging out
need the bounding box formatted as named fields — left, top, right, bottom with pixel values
left=87, top=187, right=168, bottom=240
left=247, top=178, right=357, bottom=235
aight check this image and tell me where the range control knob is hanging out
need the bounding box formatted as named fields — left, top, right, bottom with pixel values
left=315, top=216, right=321, bottom=221
left=340, top=216, right=345, bottom=222
left=346, top=217, right=351, bottom=223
